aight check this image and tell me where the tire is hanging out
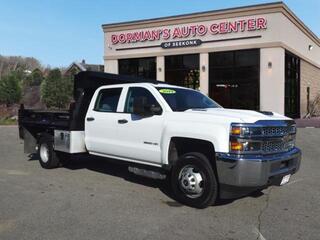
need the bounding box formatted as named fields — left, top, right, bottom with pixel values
left=38, top=135, right=61, bottom=169
left=171, top=152, right=218, bottom=209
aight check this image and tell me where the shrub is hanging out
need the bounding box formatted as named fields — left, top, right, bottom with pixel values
left=0, top=73, right=22, bottom=106
left=41, top=69, right=73, bottom=109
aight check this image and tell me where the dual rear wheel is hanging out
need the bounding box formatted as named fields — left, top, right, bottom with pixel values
left=38, top=135, right=66, bottom=169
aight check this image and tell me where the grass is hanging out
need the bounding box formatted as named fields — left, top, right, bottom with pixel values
left=0, top=117, right=17, bottom=125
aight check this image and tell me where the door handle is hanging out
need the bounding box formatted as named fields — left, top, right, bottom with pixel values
left=86, top=117, right=95, bottom=122
left=118, top=119, right=128, bottom=124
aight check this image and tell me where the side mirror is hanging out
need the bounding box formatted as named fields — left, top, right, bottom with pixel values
left=150, top=105, right=162, bottom=115
left=132, top=97, right=162, bottom=116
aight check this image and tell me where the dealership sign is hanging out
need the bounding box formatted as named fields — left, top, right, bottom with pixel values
left=111, top=17, right=267, bottom=45
left=161, top=39, right=202, bottom=49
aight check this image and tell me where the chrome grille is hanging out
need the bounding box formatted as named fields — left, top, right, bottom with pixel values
left=262, top=139, right=294, bottom=154
left=262, top=127, right=290, bottom=137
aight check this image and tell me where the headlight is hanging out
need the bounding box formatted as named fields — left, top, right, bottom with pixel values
left=230, top=125, right=262, bottom=137
left=230, top=140, right=262, bottom=153
left=289, top=125, right=297, bottom=135
left=229, top=122, right=296, bottom=154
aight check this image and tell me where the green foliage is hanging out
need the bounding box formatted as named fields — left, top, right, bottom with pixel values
left=0, top=72, right=22, bottom=106
left=0, top=117, right=17, bottom=125
left=41, top=68, right=73, bottom=109
left=185, top=69, right=200, bottom=90
left=24, top=69, right=43, bottom=87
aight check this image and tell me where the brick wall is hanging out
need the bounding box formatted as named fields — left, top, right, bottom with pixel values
left=300, top=60, right=320, bottom=117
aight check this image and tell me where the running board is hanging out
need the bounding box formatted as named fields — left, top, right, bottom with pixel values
left=128, top=166, right=166, bottom=180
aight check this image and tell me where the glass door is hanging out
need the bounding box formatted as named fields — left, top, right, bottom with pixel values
left=209, top=49, right=260, bottom=110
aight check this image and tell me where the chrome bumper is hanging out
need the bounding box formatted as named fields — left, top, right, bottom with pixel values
left=216, top=147, right=301, bottom=188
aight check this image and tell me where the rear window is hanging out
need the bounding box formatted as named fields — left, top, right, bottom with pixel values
left=94, top=88, right=122, bottom=112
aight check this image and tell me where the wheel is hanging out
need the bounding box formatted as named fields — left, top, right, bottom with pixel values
left=171, top=152, right=218, bottom=208
left=38, top=135, right=61, bottom=169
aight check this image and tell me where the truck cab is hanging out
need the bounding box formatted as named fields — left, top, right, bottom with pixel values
left=19, top=71, right=301, bottom=208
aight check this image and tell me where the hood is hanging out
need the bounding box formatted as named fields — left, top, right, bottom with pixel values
left=184, top=108, right=291, bottom=123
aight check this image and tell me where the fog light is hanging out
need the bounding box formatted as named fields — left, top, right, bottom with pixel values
left=230, top=141, right=243, bottom=151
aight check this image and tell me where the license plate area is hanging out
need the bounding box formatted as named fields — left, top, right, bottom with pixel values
left=280, top=174, right=291, bottom=185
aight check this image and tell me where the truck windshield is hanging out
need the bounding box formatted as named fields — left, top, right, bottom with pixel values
left=156, top=87, right=221, bottom=112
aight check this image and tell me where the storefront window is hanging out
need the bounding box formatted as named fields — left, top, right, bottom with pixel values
left=285, top=52, right=300, bottom=118
left=209, top=49, right=260, bottom=110
left=165, top=54, right=200, bottom=89
left=119, top=57, right=156, bottom=80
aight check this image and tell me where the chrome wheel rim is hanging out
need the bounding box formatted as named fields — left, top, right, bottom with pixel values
left=40, top=144, right=49, bottom=163
left=178, top=165, right=204, bottom=198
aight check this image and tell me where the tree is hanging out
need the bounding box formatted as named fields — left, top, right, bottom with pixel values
left=41, top=68, right=73, bottom=109
left=0, top=72, right=22, bottom=106
left=23, top=69, right=44, bottom=87
left=0, top=55, right=41, bottom=79
left=305, top=94, right=320, bottom=118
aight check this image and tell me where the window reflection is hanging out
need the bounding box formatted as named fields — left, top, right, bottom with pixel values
left=209, top=49, right=260, bottom=110
left=165, top=54, right=200, bottom=89
left=119, top=57, right=156, bottom=80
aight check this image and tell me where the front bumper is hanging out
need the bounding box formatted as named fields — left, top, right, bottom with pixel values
left=216, top=147, right=301, bottom=198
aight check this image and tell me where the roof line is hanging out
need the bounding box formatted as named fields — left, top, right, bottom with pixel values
left=102, top=1, right=283, bottom=27
left=280, top=2, right=319, bottom=44
left=101, top=1, right=319, bottom=45
left=64, top=62, right=86, bottom=73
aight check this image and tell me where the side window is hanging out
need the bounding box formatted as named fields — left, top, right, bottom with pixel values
left=94, top=88, right=122, bottom=112
left=125, top=87, right=161, bottom=113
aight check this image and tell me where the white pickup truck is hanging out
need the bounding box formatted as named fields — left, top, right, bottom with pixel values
left=19, top=71, right=301, bottom=208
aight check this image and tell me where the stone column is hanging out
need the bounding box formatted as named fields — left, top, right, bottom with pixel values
left=199, top=53, right=209, bottom=95
left=104, top=60, right=118, bottom=74
left=157, top=56, right=165, bottom=81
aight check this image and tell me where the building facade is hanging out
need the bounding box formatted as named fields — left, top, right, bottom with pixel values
left=102, top=2, right=320, bottom=118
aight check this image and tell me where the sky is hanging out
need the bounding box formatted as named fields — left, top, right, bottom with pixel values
left=0, top=0, right=319, bottom=67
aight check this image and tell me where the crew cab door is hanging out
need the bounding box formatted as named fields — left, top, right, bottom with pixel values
left=85, top=87, right=123, bottom=155
left=116, top=86, right=164, bottom=164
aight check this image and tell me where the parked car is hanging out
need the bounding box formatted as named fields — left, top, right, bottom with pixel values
left=19, top=71, right=301, bottom=208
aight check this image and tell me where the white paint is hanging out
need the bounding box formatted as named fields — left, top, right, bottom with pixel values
left=84, top=83, right=291, bottom=166
left=253, top=227, right=267, bottom=240
left=85, top=108, right=123, bottom=157
left=260, top=47, right=285, bottom=114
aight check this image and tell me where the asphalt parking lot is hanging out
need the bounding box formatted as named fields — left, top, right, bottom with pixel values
left=0, top=126, right=319, bottom=240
